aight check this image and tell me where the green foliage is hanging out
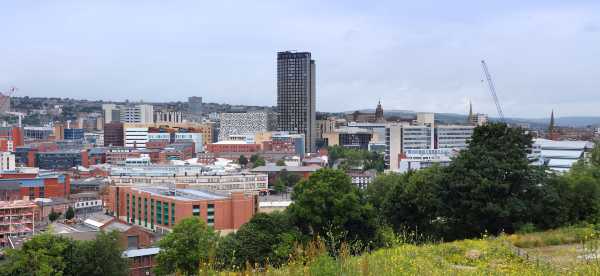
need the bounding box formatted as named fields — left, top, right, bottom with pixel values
left=366, top=123, right=600, bottom=242
left=328, top=145, right=385, bottom=172
left=238, top=155, right=248, bottom=167
left=0, top=232, right=76, bottom=276
left=440, top=123, right=540, bottom=239
left=216, top=212, right=302, bottom=269
left=65, top=207, right=75, bottom=220
left=276, top=159, right=286, bottom=166
left=278, top=169, right=301, bottom=187
left=70, top=231, right=128, bottom=276
left=251, top=154, right=266, bottom=168
left=48, top=210, right=61, bottom=222
left=0, top=231, right=127, bottom=276
left=274, top=178, right=287, bottom=194
left=155, top=217, right=218, bottom=275
left=369, top=167, right=447, bottom=238
left=289, top=168, right=378, bottom=247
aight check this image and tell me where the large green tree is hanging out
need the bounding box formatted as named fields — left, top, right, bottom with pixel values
left=288, top=168, right=378, bottom=245
left=441, top=123, right=538, bottom=239
left=217, top=211, right=301, bottom=269
left=73, top=231, right=128, bottom=276
left=155, top=217, right=219, bottom=276
left=375, top=167, right=446, bottom=238
left=0, top=231, right=128, bottom=276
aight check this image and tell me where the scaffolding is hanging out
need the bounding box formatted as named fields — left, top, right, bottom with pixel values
left=0, top=200, right=36, bottom=248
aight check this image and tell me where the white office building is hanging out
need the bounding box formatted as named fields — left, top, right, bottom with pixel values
left=385, top=114, right=475, bottom=171
left=396, top=149, right=456, bottom=173
left=436, top=125, right=475, bottom=149
left=102, top=104, right=154, bottom=124
left=219, top=112, right=275, bottom=141
left=124, top=127, right=149, bottom=149
left=0, top=152, right=15, bottom=172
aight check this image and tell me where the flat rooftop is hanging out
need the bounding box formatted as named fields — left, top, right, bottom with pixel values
left=134, top=186, right=227, bottom=201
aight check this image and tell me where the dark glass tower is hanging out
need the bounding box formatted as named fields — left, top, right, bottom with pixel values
left=276, top=51, right=316, bottom=152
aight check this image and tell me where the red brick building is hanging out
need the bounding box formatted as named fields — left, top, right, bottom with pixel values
left=206, top=141, right=261, bottom=155
left=123, top=247, right=160, bottom=276
left=108, top=186, right=257, bottom=232
left=0, top=172, right=71, bottom=201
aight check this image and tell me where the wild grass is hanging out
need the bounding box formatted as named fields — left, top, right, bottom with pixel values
left=507, top=225, right=596, bottom=248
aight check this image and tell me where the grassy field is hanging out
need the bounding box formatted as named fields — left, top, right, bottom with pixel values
left=201, top=226, right=600, bottom=275
left=208, top=237, right=600, bottom=275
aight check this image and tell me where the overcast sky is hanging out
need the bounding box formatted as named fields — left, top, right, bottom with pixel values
left=1, top=1, right=599, bottom=118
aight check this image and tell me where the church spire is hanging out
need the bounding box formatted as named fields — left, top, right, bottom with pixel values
left=375, top=100, right=384, bottom=122
left=548, top=110, right=557, bottom=140
left=467, top=100, right=473, bottom=124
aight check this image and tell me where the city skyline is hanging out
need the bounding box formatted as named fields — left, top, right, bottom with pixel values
left=2, top=1, right=600, bottom=117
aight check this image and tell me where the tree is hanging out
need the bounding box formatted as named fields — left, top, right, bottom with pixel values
left=216, top=212, right=301, bottom=269
left=370, top=167, right=446, bottom=238
left=72, top=231, right=128, bottom=276
left=238, top=155, right=248, bottom=167
left=0, top=230, right=128, bottom=276
left=252, top=155, right=266, bottom=168
left=279, top=169, right=301, bottom=187
left=250, top=154, right=259, bottom=164
left=0, top=232, right=77, bottom=276
left=276, top=159, right=286, bottom=166
left=288, top=168, right=378, bottom=246
left=155, top=217, right=218, bottom=275
left=49, top=210, right=61, bottom=222
left=274, top=178, right=287, bottom=195
left=441, top=123, right=538, bottom=239
left=65, top=207, right=75, bottom=220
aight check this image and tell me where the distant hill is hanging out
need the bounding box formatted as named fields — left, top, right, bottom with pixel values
left=344, top=109, right=600, bottom=129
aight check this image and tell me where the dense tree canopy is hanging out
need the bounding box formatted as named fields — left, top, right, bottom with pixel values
left=155, top=217, right=218, bottom=275
left=0, top=231, right=127, bottom=276
left=288, top=168, right=378, bottom=244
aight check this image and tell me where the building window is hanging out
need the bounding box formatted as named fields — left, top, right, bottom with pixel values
left=144, top=198, right=148, bottom=227
left=192, top=205, right=200, bottom=216
left=171, top=203, right=175, bottom=225
left=163, top=202, right=169, bottom=226
left=207, top=203, right=215, bottom=226
left=156, top=200, right=162, bottom=225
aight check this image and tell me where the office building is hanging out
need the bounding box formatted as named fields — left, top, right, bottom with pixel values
left=276, top=51, right=316, bottom=153
left=219, top=112, right=275, bottom=141
left=109, top=165, right=268, bottom=193
left=64, top=128, right=85, bottom=141
left=35, top=150, right=88, bottom=170
left=154, top=110, right=183, bottom=124
left=23, top=127, right=54, bottom=141
left=0, top=153, right=15, bottom=172
left=385, top=113, right=475, bottom=170
left=397, top=149, right=456, bottom=173
left=0, top=93, right=10, bottom=114
left=103, top=104, right=154, bottom=124
left=436, top=125, right=475, bottom=149
left=124, top=127, right=149, bottom=149
left=323, top=127, right=373, bottom=150
left=107, top=186, right=257, bottom=232
left=103, top=122, right=124, bottom=147
left=188, top=96, right=203, bottom=114
left=0, top=172, right=71, bottom=201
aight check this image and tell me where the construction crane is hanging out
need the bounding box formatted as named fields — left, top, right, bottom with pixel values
left=480, top=60, right=505, bottom=121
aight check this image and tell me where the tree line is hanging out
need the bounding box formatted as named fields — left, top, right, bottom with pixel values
left=154, top=123, right=600, bottom=275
